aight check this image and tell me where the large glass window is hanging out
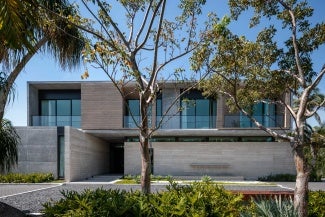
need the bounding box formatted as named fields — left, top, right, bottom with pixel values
left=57, top=100, right=71, bottom=126
left=124, top=99, right=154, bottom=128
left=181, top=90, right=216, bottom=129
left=156, top=98, right=162, bottom=117
left=71, top=100, right=81, bottom=127
left=240, top=102, right=276, bottom=127
left=41, top=100, right=56, bottom=126
left=40, top=99, right=81, bottom=127
left=124, top=100, right=140, bottom=128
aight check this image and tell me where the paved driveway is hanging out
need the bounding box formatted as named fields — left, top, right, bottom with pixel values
left=0, top=184, right=62, bottom=198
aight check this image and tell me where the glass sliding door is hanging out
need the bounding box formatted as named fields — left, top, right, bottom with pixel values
left=72, top=99, right=81, bottom=128
left=39, top=99, right=81, bottom=127
left=41, top=100, right=56, bottom=126
left=181, top=90, right=216, bottom=129
left=181, top=100, right=195, bottom=128
left=240, top=102, right=277, bottom=128
left=57, top=100, right=71, bottom=126
left=125, top=99, right=140, bottom=128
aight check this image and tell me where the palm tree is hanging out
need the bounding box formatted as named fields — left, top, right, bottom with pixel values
left=0, top=119, right=19, bottom=172
left=0, top=0, right=85, bottom=172
left=0, top=0, right=38, bottom=52
left=0, top=0, right=84, bottom=121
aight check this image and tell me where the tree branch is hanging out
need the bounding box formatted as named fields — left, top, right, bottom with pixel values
left=135, top=0, right=164, bottom=52
left=277, top=0, right=305, bottom=86
left=95, top=0, right=131, bottom=52
left=135, top=0, right=153, bottom=47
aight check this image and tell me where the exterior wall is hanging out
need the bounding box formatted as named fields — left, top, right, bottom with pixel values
left=64, top=127, right=110, bottom=181
left=13, top=127, right=58, bottom=179
left=161, top=87, right=180, bottom=129
left=27, top=84, right=39, bottom=126
left=216, top=95, right=225, bottom=128
left=81, top=83, right=123, bottom=129
left=125, top=141, right=296, bottom=180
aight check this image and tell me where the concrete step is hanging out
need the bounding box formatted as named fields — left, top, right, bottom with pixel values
left=80, top=175, right=122, bottom=183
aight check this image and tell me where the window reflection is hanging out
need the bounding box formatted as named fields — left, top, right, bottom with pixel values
left=39, top=99, right=81, bottom=127
left=181, top=90, right=216, bottom=129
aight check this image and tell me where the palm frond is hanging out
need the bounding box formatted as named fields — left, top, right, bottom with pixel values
left=0, top=0, right=37, bottom=52
left=0, top=71, right=16, bottom=104
left=0, top=119, right=20, bottom=173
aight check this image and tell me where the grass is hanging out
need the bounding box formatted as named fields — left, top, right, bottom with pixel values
left=115, top=175, right=277, bottom=186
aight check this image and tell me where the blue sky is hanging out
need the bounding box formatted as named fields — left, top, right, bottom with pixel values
left=4, top=0, right=325, bottom=126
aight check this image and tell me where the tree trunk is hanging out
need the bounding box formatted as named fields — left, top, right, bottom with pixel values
left=140, top=131, right=151, bottom=194
left=139, top=96, right=151, bottom=194
left=0, top=37, right=47, bottom=123
left=0, top=90, right=9, bottom=122
left=294, top=146, right=310, bottom=217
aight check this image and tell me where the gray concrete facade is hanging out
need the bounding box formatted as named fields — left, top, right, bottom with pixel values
left=18, top=81, right=296, bottom=181
left=125, top=141, right=296, bottom=180
left=64, top=127, right=110, bottom=182
left=13, top=127, right=59, bottom=179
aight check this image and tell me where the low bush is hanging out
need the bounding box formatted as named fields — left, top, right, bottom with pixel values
left=241, top=196, right=297, bottom=217
left=42, top=180, right=325, bottom=217
left=43, top=180, right=248, bottom=216
left=242, top=191, right=325, bottom=217
left=309, top=191, right=325, bottom=217
left=0, top=173, right=54, bottom=183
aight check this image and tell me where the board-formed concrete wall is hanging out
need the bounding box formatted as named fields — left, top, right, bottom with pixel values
left=124, top=141, right=296, bottom=179
left=13, top=127, right=58, bottom=178
left=81, top=82, right=123, bottom=130
left=64, top=127, right=110, bottom=181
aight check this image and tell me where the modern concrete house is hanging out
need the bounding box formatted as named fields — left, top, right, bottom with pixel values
left=14, top=81, right=295, bottom=181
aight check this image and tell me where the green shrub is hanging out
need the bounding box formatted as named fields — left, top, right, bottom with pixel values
left=258, top=173, right=296, bottom=182
left=0, top=173, right=54, bottom=183
left=309, top=191, right=325, bottom=217
left=241, top=191, right=325, bottom=217
left=244, top=196, right=297, bottom=217
left=43, top=188, right=144, bottom=217
left=43, top=180, right=248, bottom=216
left=304, top=147, right=325, bottom=182
left=158, top=179, right=247, bottom=216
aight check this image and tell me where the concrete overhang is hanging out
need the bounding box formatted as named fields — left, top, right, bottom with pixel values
left=28, top=81, right=82, bottom=90
left=81, top=128, right=285, bottom=141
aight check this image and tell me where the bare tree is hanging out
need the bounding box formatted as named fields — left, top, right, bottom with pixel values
left=45, top=0, right=213, bottom=193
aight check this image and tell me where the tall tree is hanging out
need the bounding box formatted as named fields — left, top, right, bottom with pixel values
left=191, top=0, right=325, bottom=216
left=46, top=0, right=212, bottom=194
left=0, top=0, right=84, bottom=122
left=0, top=0, right=84, bottom=172
left=0, top=0, right=38, bottom=52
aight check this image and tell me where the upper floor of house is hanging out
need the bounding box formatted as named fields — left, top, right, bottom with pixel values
left=28, top=81, right=291, bottom=130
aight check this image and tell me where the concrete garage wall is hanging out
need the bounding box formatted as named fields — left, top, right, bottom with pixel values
left=13, top=127, right=58, bottom=179
left=65, top=127, right=110, bottom=181
left=125, top=142, right=296, bottom=180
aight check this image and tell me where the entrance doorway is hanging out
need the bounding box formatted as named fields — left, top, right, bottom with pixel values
left=109, top=144, right=124, bottom=174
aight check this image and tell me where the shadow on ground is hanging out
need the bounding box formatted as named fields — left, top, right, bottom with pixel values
left=0, top=202, right=26, bottom=217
